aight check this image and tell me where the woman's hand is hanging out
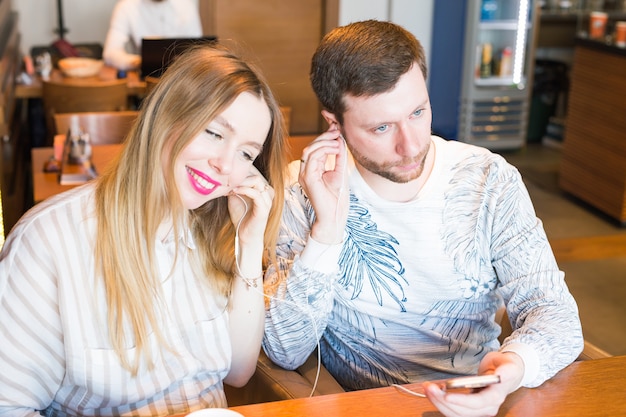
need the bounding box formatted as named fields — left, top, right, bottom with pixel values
left=228, top=166, right=275, bottom=246
left=422, top=351, right=525, bottom=417
left=299, top=127, right=349, bottom=244
left=227, top=166, right=274, bottom=281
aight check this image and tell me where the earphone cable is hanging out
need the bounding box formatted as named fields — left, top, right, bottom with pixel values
left=234, top=193, right=323, bottom=397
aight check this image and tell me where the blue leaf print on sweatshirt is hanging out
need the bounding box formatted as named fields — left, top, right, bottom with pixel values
left=339, top=194, right=408, bottom=311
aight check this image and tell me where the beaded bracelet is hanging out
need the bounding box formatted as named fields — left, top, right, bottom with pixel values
left=238, top=273, right=262, bottom=289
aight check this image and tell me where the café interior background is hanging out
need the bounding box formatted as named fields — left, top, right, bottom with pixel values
left=12, top=0, right=433, bottom=80
left=7, top=0, right=626, bottom=356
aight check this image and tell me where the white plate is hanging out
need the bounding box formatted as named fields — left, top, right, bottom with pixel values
left=58, top=57, right=103, bottom=78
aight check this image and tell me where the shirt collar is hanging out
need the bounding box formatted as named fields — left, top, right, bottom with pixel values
left=159, top=222, right=196, bottom=250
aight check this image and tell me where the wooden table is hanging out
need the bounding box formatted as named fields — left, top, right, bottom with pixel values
left=220, top=356, right=626, bottom=417
left=31, top=141, right=122, bottom=203
left=15, top=66, right=146, bottom=99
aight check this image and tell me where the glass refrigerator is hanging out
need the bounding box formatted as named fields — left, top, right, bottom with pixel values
left=429, top=0, right=538, bottom=150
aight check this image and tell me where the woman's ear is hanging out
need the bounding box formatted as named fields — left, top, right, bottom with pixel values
left=321, top=110, right=340, bottom=131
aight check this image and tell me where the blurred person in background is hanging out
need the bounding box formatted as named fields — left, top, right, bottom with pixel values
left=103, top=0, right=202, bottom=70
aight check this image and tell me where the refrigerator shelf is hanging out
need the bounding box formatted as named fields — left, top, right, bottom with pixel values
left=478, top=20, right=525, bottom=30
left=474, top=76, right=526, bottom=87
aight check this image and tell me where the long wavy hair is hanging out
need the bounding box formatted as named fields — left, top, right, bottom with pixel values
left=94, top=44, right=287, bottom=374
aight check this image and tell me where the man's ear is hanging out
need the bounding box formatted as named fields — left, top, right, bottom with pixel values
left=321, top=110, right=340, bottom=130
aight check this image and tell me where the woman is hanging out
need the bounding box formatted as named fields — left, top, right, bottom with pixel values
left=0, top=44, right=288, bottom=416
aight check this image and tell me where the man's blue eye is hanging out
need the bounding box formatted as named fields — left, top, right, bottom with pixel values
left=376, top=125, right=388, bottom=133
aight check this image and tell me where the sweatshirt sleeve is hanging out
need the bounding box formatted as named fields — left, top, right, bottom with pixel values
left=102, top=2, right=140, bottom=70
left=262, top=163, right=342, bottom=369
left=489, top=160, right=583, bottom=387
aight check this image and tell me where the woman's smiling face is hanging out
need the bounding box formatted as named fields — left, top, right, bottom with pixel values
left=173, top=92, right=272, bottom=210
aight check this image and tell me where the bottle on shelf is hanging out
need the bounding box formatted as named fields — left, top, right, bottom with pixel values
left=480, top=43, right=493, bottom=78
left=499, top=46, right=513, bottom=77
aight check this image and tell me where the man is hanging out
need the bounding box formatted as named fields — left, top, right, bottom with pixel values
left=262, top=20, right=583, bottom=417
left=103, top=0, right=202, bottom=70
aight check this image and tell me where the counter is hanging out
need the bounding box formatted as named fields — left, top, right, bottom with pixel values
left=559, top=38, right=626, bottom=224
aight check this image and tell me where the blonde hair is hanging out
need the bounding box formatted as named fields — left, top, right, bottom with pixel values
left=94, top=44, right=287, bottom=374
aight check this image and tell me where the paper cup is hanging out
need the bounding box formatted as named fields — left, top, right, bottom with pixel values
left=186, top=409, right=243, bottom=417
left=53, top=134, right=66, bottom=161
left=615, top=21, right=626, bottom=47
left=589, top=11, right=608, bottom=39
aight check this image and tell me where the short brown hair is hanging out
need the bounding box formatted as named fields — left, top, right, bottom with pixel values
left=310, top=20, right=427, bottom=124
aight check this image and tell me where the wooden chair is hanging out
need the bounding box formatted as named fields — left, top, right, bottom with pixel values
left=42, top=79, right=128, bottom=146
left=53, top=111, right=139, bottom=145
left=225, top=350, right=344, bottom=406
left=280, top=106, right=291, bottom=135
left=497, top=308, right=611, bottom=361
left=144, top=76, right=160, bottom=96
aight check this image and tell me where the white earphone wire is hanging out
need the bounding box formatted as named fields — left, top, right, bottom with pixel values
left=233, top=193, right=323, bottom=397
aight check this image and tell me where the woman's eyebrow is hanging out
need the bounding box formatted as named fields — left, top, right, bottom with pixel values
left=214, top=115, right=236, bottom=133
left=247, top=142, right=264, bottom=152
left=213, top=115, right=264, bottom=151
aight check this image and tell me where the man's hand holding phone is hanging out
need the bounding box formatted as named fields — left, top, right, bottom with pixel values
left=421, top=351, right=525, bottom=417
left=443, top=374, right=501, bottom=390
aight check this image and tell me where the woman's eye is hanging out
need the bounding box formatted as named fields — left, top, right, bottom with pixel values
left=240, top=151, right=257, bottom=162
left=205, top=129, right=223, bottom=140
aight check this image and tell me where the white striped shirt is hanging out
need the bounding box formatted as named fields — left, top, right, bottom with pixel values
left=0, top=184, right=231, bottom=416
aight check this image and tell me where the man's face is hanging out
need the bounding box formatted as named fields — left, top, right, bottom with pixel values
left=339, top=64, right=433, bottom=185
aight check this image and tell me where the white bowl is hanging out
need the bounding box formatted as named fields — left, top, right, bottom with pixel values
left=58, top=57, right=104, bottom=78
left=186, top=409, right=243, bottom=417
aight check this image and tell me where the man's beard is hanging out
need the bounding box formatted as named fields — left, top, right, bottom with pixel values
left=348, top=141, right=430, bottom=184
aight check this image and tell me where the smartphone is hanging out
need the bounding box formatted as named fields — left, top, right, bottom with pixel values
left=444, top=374, right=501, bottom=390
